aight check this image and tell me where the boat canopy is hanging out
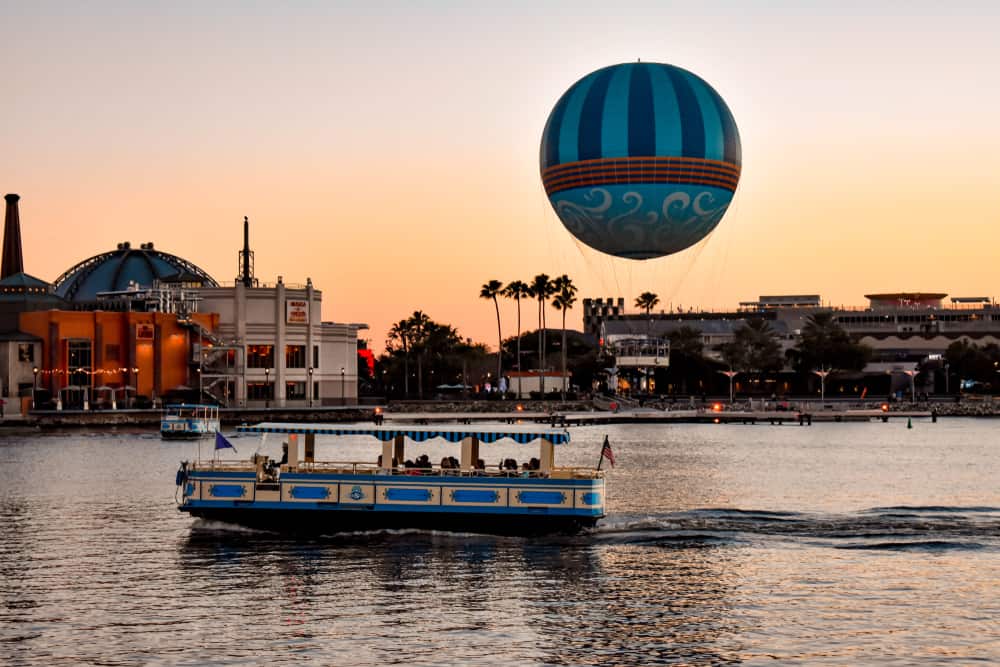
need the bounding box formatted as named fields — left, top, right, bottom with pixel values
left=236, top=422, right=571, bottom=445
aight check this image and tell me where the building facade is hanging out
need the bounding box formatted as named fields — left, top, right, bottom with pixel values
left=196, top=278, right=365, bottom=407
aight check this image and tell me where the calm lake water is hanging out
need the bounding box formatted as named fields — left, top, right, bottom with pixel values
left=1, top=419, right=998, bottom=665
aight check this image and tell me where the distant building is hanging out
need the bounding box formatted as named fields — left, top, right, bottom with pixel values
left=506, top=370, right=571, bottom=399
left=0, top=194, right=366, bottom=413
left=586, top=292, right=1000, bottom=395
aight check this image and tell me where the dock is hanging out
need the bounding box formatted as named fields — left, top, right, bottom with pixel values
left=383, top=409, right=935, bottom=426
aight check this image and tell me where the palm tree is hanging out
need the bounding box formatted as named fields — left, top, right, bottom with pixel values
left=387, top=319, right=411, bottom=398
left=635, top=291, right=660, bottom=335
left=503, top=280, right=532, bottom=398
left=407, top=310, right=431, bottom=399
left=529, top=274, right=551, bottom=395
left=634, top=291, right=660, bottom=315
left=479, top=280, right=504, bottom=389
left=718, top=319, right=783, bottom=396
left=666, top=325, right=705, bottom=395
left=551, top=274, right=578, bottom=400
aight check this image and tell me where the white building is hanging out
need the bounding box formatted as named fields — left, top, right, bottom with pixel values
left=196, top=277, right=366, bottom=407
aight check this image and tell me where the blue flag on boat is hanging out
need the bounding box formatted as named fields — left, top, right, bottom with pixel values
left=215, top=431, right=237, bottom=453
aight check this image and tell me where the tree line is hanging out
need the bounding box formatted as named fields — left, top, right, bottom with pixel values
left=370, top=287, right=998, bottom=401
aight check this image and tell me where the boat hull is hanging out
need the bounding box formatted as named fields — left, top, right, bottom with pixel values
left=181, top=505, right=597, bottom=536
left=179, top=469, right=605, bottom=537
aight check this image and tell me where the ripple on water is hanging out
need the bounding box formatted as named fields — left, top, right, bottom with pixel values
left=2, top=424, right=999, bottom=665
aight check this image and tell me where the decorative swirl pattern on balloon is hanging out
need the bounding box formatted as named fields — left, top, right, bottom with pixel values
left=552, top=184, right=734, bottom=259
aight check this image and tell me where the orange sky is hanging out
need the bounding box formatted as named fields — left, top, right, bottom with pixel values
left=3, top=2, right=999, bottom=351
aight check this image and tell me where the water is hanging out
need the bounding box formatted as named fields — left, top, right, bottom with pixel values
left=1, top=419, right=998, bottom=665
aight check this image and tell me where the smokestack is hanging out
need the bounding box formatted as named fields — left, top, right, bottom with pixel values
left=237, top=215, right=255, bottom=288
left=243, top=215, right=250, bottom=285
left=2, top=193, right=24, bottom=280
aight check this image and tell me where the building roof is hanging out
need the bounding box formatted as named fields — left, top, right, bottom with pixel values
left=0, top=271, right=64, bottom=306
left=53, top=242, right=218, bottom=302
left=865, top=292, right=947, bottom=301
left=604, top=317, right=792, bottom=338
left=0, top=329, right=43, bottom=341
left=0, top=271, right=52, bottom=289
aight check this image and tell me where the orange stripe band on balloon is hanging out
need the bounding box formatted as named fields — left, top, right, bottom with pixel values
left=542, top=156, right=740, bottom=195
left=543, top=155, right=741, bottom=176
left=545, top=169, right=739, bottom=192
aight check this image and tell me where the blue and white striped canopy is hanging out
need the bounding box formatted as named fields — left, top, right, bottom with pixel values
left=236, top=422, right=570, bottom=445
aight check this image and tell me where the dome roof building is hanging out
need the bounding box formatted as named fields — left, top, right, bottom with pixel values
left=53, top=242, right=218, bottom=303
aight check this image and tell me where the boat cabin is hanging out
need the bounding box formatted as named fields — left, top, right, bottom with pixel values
left=177, top=422, right=606, bottom=535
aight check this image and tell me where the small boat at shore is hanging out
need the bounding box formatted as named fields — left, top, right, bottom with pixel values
left=161, top=404, right=220, bottom=440
left=175, top=422, right=606, bottom=536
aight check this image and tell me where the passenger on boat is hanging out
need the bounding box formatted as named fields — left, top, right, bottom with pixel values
left=520, top=458, right=541, bottom=476
left=279, top=443, right=289, bottom=466
left=438, top=456, right=458, bottom=470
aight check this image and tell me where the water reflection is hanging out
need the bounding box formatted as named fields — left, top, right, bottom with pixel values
left=3, top=424, right=1000, bottom=665
left=175, top=524, right=754, bottom=666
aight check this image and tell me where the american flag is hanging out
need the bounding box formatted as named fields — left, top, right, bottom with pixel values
left=601, top=437, right=615, bottom=467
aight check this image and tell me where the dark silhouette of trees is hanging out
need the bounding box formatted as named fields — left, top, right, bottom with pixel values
left=551, top=274, right=578, bottom=399
left=789, top=312, right=870, bottom=374
left=503, top=280, right=531, bottom=397
left=479, top=280, right=503, bottom=383
left=718, top=319, right=783, bottom=378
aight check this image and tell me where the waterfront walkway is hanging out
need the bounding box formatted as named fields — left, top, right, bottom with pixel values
left=2, top=404, right=954, bottom=430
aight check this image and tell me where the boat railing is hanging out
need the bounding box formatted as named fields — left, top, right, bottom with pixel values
left=189, top=460, right=605, bottom=480
left=286, top=461, right=604, bottom=480
left=190, top=460, right=257, bottom=472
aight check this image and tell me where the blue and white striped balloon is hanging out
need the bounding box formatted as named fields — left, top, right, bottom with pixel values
left=540, top=62, right=741, bottom=260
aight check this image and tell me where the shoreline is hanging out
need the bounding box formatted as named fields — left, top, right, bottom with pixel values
left=1, top=397, right=997, bottom=431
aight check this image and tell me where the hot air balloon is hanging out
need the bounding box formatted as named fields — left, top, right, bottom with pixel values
left=540, top=62, right=741, bottom=260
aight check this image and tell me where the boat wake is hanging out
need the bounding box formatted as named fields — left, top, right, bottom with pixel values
left=587, top=505, right=1000, bottom=552
left=183, top=506, right=999, bottom=552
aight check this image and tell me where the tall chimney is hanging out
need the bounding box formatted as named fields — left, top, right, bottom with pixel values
left=243, top=215, right=250, bottom=285
left=237, top=215, right=255, bottom=288
left=2, top=193, right=24, bottom=279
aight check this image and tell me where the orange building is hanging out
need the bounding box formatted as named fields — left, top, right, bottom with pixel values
left=19, top=310, right=217, bottom=408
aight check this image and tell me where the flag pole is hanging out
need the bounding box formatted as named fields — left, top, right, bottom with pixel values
left=597, top=435, right=607, bottom=471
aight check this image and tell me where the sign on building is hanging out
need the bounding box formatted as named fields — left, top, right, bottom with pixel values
left=286, top=299, right=308, bottom=324
left=136, top=323, right=154, bottom=341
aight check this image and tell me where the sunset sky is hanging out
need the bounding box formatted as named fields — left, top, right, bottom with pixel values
left=3, top=1, right=999, bottom=351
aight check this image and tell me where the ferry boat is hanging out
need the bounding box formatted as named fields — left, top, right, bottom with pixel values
left=175, top=422, right=606, bottom=536
left=161, top=404, right=221, bottom=440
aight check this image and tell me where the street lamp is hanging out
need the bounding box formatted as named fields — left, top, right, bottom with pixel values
left=196, top=367, right=202, bottom=403
left=719, top=370, right=738, bottom=405
left=340, top=366, right=346, bottom=406
left=264, top=367, right=271, bottom=408
left=308, top=367, right=314, bottom=407
left=812, top=369, right=831, bottom=404
left=32, top=366, right=38, bottom=410
left=133, top=367, right=140, bottom=408
left=902, top=369, right=918, bottom=402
